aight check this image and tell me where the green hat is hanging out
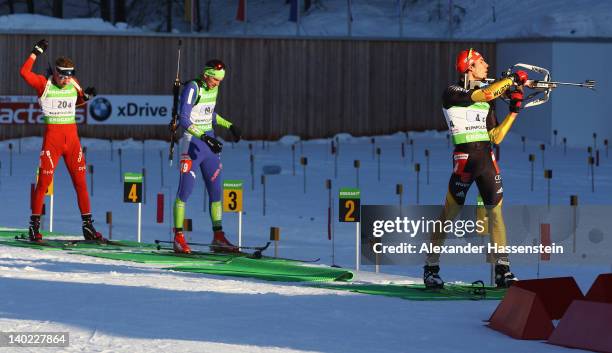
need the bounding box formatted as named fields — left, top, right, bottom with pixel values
left=203, top=59, right=226, bottom=80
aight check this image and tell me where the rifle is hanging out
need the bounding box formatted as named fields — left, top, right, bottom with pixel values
left=168, top=40, right=182, bottom=166
left=485, top=63, right=596, bottom=108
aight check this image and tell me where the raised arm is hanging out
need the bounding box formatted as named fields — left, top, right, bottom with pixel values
left=20, top=54, right=47, bottom=97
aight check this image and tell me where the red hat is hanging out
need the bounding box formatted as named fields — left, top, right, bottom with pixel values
left=456, top=48, right=483, bottom=73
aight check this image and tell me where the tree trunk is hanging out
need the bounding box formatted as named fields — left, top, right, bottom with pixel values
left=166, top=0, right=172, bottom=32
left=114, top=0, right=126, bottom=23
left=53, top=0, right=63, bottom=18
left=100, top=0, right=111, bottom=22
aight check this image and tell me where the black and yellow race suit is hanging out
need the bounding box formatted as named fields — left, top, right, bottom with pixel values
left=426, top=78, right=518, bottom=266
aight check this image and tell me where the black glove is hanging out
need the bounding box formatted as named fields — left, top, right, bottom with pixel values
left=229, top=124, right=241, bottom=142
left=31, top=39, right=48, bottom=56
left=83, top=87, right=97, bottom=101
left=201, top=134, right=223, bottom=154
left=508, top=89, right=524, bottom=113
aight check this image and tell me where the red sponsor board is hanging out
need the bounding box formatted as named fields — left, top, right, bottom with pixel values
left=0, top=101, right=87, bottom=124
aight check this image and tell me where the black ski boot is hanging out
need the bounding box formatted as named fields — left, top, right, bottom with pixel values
left=28, top=215, right=43, bottom=242
left=82, top=214, right=107, bottom=242
left=424, top=264, right=444, bottom=289
left=495, top=260, right=518, bottom=288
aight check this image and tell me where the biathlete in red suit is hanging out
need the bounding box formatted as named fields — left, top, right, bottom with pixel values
left=20, top=39, right=105, bottom=242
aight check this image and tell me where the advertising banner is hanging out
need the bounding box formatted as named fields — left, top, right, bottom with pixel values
left=0, top=96, right=87, bottom=124
left=87, top=95, right=172, bottom=125
left=0, top=95, right=172, bottom=125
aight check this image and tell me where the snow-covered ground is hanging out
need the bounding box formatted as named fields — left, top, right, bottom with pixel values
left=2, top=0, right=612, bottom=39
left=0, top=131, right=610, bottom=352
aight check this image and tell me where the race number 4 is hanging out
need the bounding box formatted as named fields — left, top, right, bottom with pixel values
left=223, top=180, right=244, bottom=212
left=339, top=188, right=360, bottom=222
left=123, top=173, right=143, bottom=203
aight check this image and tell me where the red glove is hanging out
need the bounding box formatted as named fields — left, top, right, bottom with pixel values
left=511, top=70, right=528, bottom=86
left=509, top=90, right=524, bottom=113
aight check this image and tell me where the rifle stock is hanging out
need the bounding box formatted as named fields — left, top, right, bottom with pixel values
left=168, top=40, right=182, bottom=166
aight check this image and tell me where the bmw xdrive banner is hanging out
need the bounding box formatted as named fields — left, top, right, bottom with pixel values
left=87, top=95, right=172, bottom=125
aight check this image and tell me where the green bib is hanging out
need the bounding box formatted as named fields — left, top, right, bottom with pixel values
left=443, top=101, right=491, bottom=145
left=39, top=78, right=78, bottom=124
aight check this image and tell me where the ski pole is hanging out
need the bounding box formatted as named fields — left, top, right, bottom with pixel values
left=160, top=150, right=164, bottom=187
left=396, top=183, right=403, bottom=208
left=250, top=152, right=255, bottom=191
left=376, top=147, right=381, bottom=182
left=371, top=138, right=375, bottom=160
left=88, top=165, right=94, bottom=197
left=118, top=148, right=123, bottom=183
left=410, top=139, right=414, bottom=162
left=425, top=149, right=430, bottom=185
left=588, top=156, right=595, bottom=192
left=331, top=141, right=337, bottom=179
left=261, top=175, right=266, bottom=216
left=544, top=169, right=552, bottom=208
left=291, top=144, right=296, bottom=176
left=414, top=163, right=421, bottom=204
left=570, top=195, right=578, bottom=253
left=587, top=147, right=593, bottom=177
left=8, top=143, right=13, bottom=176
left=301, top=157, right=308, bottom=194
left=529, top=154, right=535, bottom=191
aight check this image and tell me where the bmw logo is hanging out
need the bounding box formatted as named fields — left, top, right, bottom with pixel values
left=89, top=97, right=112, bottom=122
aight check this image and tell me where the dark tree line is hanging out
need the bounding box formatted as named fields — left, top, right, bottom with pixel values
left=2, top=0, right=35, bottom=14
left=1, top=0, right=209, bottom=33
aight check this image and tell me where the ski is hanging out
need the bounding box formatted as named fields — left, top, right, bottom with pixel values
left=14, top=234, right=123, bottom=247
left=272, top=256, right=321, bottom=263
left=421, top=281, right=498, bottom=300
left=154, top=239, right=271, bottom=252
left=155, top=245, right=261, bottom=259
left=154, top=241, right=319, bottom=262
left=14, top=236, right=55, bottom=247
